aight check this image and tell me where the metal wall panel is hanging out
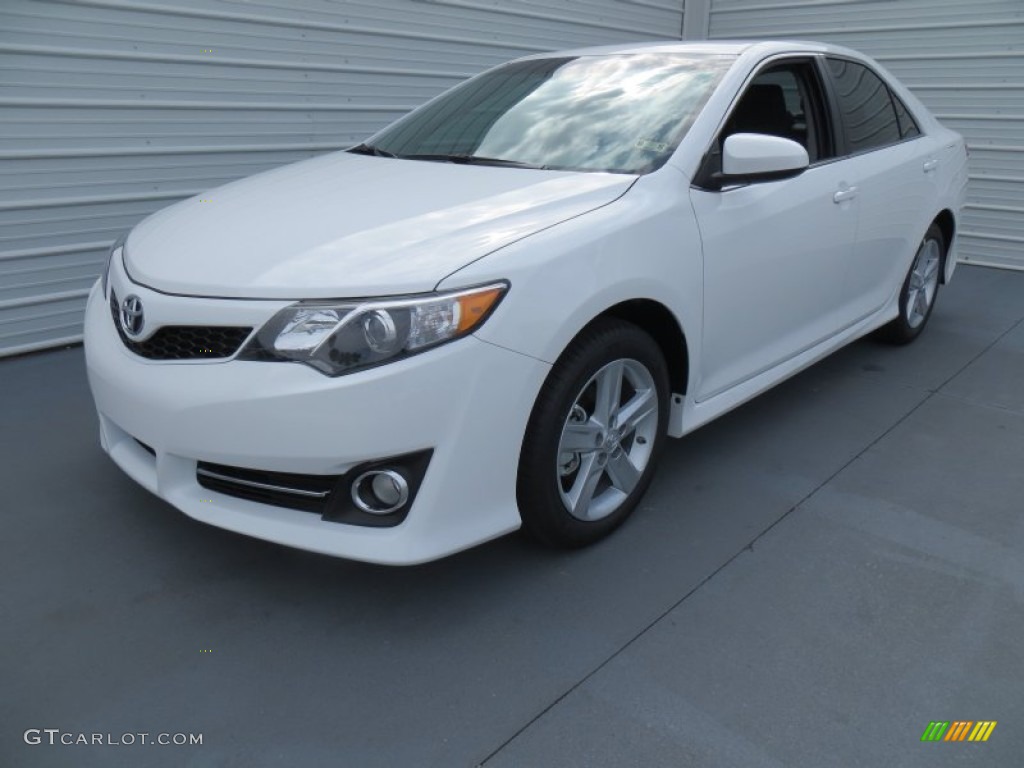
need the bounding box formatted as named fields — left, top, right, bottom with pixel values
left=707, top=0, right=1024, bottom=270
left=0, top=0, right=685, bottom=357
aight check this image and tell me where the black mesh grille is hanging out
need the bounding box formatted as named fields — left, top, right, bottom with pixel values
left=110, top=292, right=251, bottom=360
left=197, top=462, right=337, bottom=514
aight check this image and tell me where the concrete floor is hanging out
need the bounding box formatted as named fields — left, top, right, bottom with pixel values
left=3, top=264, right=1023, bottom=768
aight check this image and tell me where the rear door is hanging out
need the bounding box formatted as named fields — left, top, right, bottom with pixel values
left=823, top=57, right=940, bottom=322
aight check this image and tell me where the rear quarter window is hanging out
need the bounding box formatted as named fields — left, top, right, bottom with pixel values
left=891, top=93, right=922, bottom=139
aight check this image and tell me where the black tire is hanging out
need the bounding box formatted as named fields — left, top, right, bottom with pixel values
left=876, top=222, right=946, bottom=345
left=517, top=318, right=670, bottom=548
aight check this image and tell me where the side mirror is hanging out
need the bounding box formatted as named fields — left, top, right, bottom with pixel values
left=721, top=133, right=809, bottom=183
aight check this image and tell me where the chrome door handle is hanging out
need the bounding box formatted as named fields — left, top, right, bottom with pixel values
left=923, top=159, right=939, bottom=172
left=833, top=186, right=858, bottom=203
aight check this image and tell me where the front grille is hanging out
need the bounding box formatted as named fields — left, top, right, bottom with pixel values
left=110, top=293, right=251, bottom=360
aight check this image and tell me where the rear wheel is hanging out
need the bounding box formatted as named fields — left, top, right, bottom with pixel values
left=876, top=222, right=945, bottom=345
left=517, top=319, right=669, bottom=548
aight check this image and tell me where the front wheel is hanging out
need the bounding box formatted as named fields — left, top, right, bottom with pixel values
left=876, top=222, right=945, bottom=345
left=517, top=318, right=669, bottom=548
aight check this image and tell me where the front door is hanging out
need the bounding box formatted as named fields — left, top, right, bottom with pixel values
left=691, top=59, right=858, bottom=401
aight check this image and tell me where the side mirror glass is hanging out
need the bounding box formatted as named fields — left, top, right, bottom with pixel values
left=721, top=133, right=809, bottom=183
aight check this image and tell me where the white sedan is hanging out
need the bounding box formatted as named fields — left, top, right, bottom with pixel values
left=85, top=40, right=968, bottom=564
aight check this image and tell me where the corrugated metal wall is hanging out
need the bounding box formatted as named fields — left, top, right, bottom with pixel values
left=0, top=0, right=685, bottom=357
left=706, top=0, right=1024, bottom=271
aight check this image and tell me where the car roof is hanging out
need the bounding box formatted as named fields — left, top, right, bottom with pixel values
left=517, top=39, right=861, bottom=61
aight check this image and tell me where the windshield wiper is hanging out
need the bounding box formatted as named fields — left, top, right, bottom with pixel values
left=348, top=142, right=398, bottom=158
left=400, top=153, right=547, bottom=170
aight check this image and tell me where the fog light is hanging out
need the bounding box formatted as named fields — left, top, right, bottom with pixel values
left=351, top=469, right=409, bottom=515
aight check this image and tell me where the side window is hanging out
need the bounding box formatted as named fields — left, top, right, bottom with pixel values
left=826, top=58, right=902, bottom=153
left=891, top=93, right=921, bottom=139
left=695, top=59, right=833, bottom=189
left=721, top=60, right=833, bottom=163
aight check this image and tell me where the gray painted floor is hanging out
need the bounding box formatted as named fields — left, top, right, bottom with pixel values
left=3, top=265, right=1022, bottom=768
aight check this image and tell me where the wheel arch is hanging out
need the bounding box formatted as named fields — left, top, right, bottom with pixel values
left=593, top=299, right=690, bottom=398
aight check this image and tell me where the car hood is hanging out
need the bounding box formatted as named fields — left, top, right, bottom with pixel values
left=125, top=152, right=635, bottom=299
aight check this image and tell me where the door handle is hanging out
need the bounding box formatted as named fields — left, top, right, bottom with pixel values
left=833, top=186, right=858, bottom=204
left=923, top=159, right=939, bottom=173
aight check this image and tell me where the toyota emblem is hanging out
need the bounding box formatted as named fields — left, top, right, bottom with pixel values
left=120, top=295, right=145, bottom=337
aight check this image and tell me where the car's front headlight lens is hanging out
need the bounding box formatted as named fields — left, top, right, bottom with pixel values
left=101, top=231, right=128, bottom=299
left=240, top=282, right=508, bottom=376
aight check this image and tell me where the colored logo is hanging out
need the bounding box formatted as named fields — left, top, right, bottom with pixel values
left=921, top=721, right=997, bottom=742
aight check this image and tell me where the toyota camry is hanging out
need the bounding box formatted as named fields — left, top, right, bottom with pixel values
left=85, top=40, right=968, bottom=564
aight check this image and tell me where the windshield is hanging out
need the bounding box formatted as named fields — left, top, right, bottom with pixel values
left=363, top=53, right=735, bottom=174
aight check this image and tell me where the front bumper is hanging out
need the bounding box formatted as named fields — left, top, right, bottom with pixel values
left=84, top=281, right=549, bottom=565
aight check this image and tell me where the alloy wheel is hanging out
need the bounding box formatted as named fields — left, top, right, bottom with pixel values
left=556, top=358, right=659, bottom=522
left=906, top=237, right=941, bottom=329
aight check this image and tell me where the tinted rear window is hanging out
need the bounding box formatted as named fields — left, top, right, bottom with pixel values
left=891, top=93, right=921, bottom=139
left=827, top=58, right=902, bottom=154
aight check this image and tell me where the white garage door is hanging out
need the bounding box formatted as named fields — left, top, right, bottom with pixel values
left=706, top=0, right=1024, bottom=271
left=0, top=0, right=686, bottom=357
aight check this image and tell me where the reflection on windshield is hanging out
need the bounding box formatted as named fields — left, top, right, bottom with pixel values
left=367, top=53, right=735, bottom=174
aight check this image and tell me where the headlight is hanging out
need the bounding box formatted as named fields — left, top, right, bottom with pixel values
left=101, top=231, right=128, bottom=299
left=239, top=282, right=508, bottom=376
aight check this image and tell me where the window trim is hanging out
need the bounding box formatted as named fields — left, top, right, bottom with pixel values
left=812, top=55, right=845, bottom=158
